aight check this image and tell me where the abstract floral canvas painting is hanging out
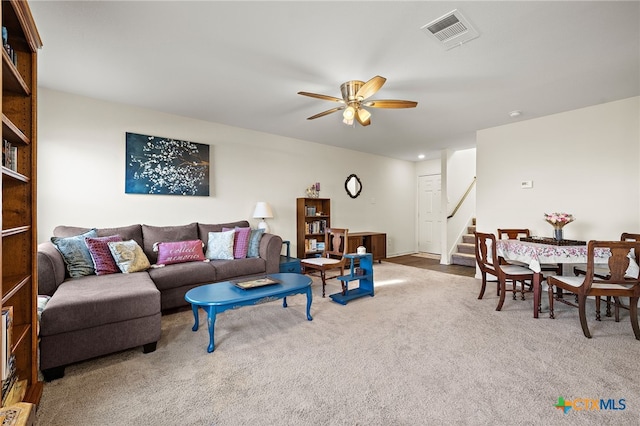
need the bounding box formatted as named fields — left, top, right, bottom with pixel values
left=125, top=132, right=210, bottom=196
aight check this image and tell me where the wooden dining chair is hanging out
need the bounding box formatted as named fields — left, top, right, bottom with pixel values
left=573, top=232, right=640, bottom=320
left=497, top=228, right=563, bottom=275
left=475, top=232, right=535, bottom=310
left=300, top=228, right=348, bottom=297
left=547, top=240, right=640, bottom=339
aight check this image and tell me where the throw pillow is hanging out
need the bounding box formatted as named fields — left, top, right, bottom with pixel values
left=51, top=229, right=98, bottom=278
left=108, top=240, right=151, bottom=273
left=205, top=230, right=235, bottom=260
left=85, top=235, right=122, bottom=275
left=247, top=228, right=265, bottom=258
left=153, top=240, right=207, bottom=267
left=222, top=227, right=251, bottom=259
left=37, top=295, right=51, bottom=322
left=37, top=295, right=51, bottom=336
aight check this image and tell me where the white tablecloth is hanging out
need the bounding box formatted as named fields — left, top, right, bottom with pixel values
left=495, top=240, right=639, bottom=277
left=496, top=240, right=604, bottom=273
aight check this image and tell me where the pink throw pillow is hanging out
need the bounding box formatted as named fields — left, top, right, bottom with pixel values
left=154, top=240, right=206, bottom=266
left=222, top=227, right=251, bottom=259
left=85, top=235, right=122, bottom=275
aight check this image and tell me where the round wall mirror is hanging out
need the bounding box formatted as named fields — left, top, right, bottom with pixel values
left=345, top=174, right=362, bottom=199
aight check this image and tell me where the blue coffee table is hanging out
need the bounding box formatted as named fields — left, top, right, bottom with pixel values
left=185, top=273, right=313, bottom=352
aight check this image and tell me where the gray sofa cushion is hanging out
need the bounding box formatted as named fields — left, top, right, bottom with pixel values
left=40, top=313, right=161, bottom=371
left=198, top=221, right=250, bottom=249
left=99, top=225, right=144, bottom=246
left=40, top=272, right=160, bottom=336
left=211, top=257, right=266, bottom=281
left=148, top=261, right=217, bottom=291
left=38, top=242, right=68, bottom=296
left=54, top=224, right=143, bottom=247
left=141, top=223, right=199, bottom=264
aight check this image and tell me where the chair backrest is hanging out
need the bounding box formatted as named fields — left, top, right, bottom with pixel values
left=583, top=240, right=640, bottom=293
left=323, top=228, right=348, bottom=260
left=474, top=231, right=498, bottom=274
left=621, top=232, right=640, bottom=242
left=497, top=228, right=530, bottom=240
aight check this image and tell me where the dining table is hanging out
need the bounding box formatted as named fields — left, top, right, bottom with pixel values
left=494, top=238, right=610, bottom=318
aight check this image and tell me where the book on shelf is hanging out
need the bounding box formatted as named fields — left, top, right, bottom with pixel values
left=2, top=26, right=18, bottom=67
left=1, top=307, right=13, bottom=381
left=305, top=220, right=327, bottom=235
left=1, top=354, right=16, bottom=405
left=305, top=238, right=319, bottom=252
left=0, top=401, right=35, bottom=426
left=2, top=379, right=26, bottom=407
left=305, top=206, right=316, bottom=217
left=2, top=140, right=17, bottom=172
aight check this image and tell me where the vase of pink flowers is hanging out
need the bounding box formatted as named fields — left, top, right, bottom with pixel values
left=544, top=212, right=574, bottom=240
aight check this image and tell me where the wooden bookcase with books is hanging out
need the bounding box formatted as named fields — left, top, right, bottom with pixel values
left=1, top=0, right=42, bottom=407
left=296, top=198, right=331, bottom=259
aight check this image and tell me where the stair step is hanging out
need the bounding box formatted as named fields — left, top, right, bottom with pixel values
left=467, top=225, right=476, bottom=234
left=462, top=234, right=474, bottom=244
left=457, top=242, right=475, bottom=254
left=451, top=253, right=476, bottom=267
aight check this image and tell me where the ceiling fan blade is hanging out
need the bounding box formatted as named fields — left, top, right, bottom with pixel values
left=356, top=108, right=371, bottom=126
left=307, top=106, right=345, bottom=120
left=364, top=99, right=418, bottom=109
left=298, top=91, right=345, bottom=103
left=355, top=76, right=386, bottom=100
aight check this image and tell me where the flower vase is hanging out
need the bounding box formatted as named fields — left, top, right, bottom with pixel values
left=554, top=228, right=563, bottom=241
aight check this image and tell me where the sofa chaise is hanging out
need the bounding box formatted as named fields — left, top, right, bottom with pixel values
left=37, top=220, right=282, bottom=380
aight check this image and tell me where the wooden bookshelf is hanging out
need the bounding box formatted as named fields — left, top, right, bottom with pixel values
left=1, top=0, right=42, bottom=406
left=296, top=198, right=331, bottom=259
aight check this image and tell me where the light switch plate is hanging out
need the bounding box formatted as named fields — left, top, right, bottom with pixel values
left=521, top=180, right=533, bottom=189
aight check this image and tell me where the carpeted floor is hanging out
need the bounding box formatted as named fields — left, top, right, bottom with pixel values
left=36, top=263, right=640, bottom=425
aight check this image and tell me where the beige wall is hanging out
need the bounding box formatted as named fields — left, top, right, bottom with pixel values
left=476, top=96, right=640, bottom=240
left=39, top=90, right=636, bottom=259
left=37, top=89, right=418, bottom=256
left=415, top=149, right=477, bottom=260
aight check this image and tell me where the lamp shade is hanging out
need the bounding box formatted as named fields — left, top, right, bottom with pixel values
left=253, top=202, right=273, bottom=219
left=253, top=202, right=273, bottom=233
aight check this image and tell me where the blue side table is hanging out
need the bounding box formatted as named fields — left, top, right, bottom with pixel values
left=280, top=255, right=301, bottom=273
left=330, top=253, right=374, bottom=305
left=279, top=240, right=301, bottom=273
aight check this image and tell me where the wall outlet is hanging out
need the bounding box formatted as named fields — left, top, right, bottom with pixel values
left=520, top=180, right=533, bottom=189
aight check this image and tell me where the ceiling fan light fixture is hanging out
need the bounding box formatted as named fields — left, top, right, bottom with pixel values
left=343, top=105, right=356, bottom=120
left=299, top=75, right=417, bottom=127
left=357, top=107, right=371, bottom=122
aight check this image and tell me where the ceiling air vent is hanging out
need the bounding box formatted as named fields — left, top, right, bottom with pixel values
left=421, top=9, right=479, bottom=50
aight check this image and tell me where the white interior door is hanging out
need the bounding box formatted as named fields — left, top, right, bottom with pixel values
left=418, top=174, right=442, bottom=254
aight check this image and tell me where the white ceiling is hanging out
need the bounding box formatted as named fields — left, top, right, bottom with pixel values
left=30, top=1, right=640, bottom=162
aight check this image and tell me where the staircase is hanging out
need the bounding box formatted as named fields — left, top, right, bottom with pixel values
left=451, top=219, right=476, bottom=268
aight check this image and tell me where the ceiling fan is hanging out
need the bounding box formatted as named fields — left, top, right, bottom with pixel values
left=298, top=75, right=418, bottom=127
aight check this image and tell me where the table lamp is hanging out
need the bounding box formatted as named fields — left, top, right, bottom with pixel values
left=253, top=202, right=273, bottom=233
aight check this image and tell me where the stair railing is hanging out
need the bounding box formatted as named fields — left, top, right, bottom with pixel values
left=447, top=176, right=476, bottom=220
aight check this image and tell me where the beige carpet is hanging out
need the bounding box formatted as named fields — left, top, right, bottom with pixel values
left=36, top=263, right=640, bottom=425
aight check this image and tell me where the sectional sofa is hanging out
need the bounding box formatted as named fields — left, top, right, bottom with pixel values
left=37, top=220, right=282, bottom=380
